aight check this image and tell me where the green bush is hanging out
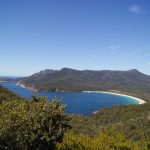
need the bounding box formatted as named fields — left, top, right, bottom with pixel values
left=0, top=96, right=70, bottom=150
left=57, top=129, right=150, bottom=150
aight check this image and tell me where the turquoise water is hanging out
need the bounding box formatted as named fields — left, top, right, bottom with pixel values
left=0, top=82, right=139, bottom=115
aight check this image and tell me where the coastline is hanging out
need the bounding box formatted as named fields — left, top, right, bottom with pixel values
left=0, top=81, right=146, bottom=105
left=2, top=81, right=146, bottom=105
left=16, top=82, right=38, bottom=92
left=0, top=81, right=147, bottom=115
left=83, top=91, right=146, bottom=105
left=15, top=83, right=147, bottom=104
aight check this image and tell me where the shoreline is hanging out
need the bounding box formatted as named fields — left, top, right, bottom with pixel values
left=16, top=82, right=38, bottom=92
left=0, top=82, right=147, bottom=115
left=83, top=91, right=146, bottom=105
left=15, top=83, right=147, bottom=105
left=1, top=81, right=146, bottom=105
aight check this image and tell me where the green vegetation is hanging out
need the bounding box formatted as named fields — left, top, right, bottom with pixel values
left=0, top=85, right=150, bottom=149
left=57, top=129, right=150, bottom=150
left=71, top=104, right=150, bottom=139
left=0, top=96, right=70, bottom=149
left=0, top=85, right=23, bottom=103
left=57, top=103, right=150, bottom=150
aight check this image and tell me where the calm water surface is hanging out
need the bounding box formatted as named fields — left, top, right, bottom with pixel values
left=0, top=82, right=139, bottom=115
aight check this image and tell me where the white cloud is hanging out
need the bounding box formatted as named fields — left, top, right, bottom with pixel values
left=129, top=4, right=141, bottom=15
left=148, top=62, right=150, bottom=65
left=109, top=45, right=120, bottom=50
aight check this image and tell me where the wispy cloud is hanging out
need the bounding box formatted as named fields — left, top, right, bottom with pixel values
left=129, top=4, right=141, bottom=15
left=148, top=62, right=150, bottom=65
left=109, top=45, right=120, bottom=50
left=92, top=54, right=97, bottom=58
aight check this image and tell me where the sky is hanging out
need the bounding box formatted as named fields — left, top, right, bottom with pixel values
left=0, top=0, right=150, bottom=76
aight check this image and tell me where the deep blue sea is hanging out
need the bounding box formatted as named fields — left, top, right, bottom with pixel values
left=0, top=82, right=139, bottom=115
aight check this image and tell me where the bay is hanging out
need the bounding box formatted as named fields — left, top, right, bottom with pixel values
left=0, top=82, right=139, bottom=115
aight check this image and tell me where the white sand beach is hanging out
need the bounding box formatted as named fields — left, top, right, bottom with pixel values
left=83, top=91, right=146, bottom=104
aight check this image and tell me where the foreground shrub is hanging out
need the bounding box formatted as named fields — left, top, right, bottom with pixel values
left=57, top=129, right=150, bottom=150
left=0, top=96, right=70, bottom=150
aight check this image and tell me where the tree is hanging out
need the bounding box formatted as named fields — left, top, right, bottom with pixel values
left=0, top=96, right=71, bottom=150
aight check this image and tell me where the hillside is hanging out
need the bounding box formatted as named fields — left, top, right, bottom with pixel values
left=0, top=85, right=23, bottom=103
left=19, top=68, right=150, bottom=102
left=71, top=103, right=150, bottom=139
left=64, top=103, right=150, bottom=149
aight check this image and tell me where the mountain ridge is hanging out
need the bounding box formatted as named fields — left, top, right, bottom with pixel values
left=18, top=68, right=150, bottom=100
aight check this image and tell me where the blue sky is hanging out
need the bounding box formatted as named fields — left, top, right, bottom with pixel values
left=0, top=0, right=150, bottom=76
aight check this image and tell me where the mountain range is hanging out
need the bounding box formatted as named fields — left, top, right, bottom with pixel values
left=18, top=68, right=150, bottom=100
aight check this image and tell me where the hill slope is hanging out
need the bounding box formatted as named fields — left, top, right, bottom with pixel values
left=19, top=68, right=150, bottom=102
left=0, top=85, right=23, bottom=103
left=71, top=103, right=150, bottom=139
